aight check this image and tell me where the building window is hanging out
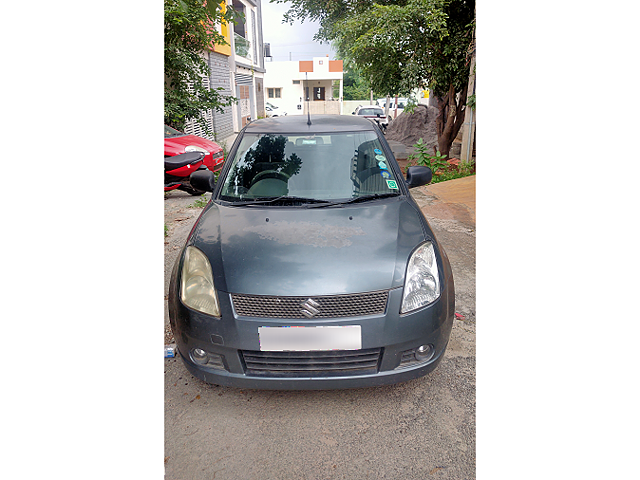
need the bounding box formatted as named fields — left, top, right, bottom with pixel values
left=232, top=0, right=252, bottom=60
left=268, top=88, right=281, bottom=98
left=293, top=80, right=300, bottom=85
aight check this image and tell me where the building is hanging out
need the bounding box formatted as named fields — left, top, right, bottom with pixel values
left=183, top=0, right=266, bottom=147
left=263, top=57, right=344, bottom=116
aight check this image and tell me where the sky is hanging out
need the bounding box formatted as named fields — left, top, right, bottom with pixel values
left=260, top=1, right=335, bottom=61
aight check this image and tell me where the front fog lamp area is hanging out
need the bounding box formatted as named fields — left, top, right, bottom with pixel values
left=190, top=348, right=225, bottom=370
left=401, top=242, right=441, bottom=314
left=398, top=344, right=436, bottom=368
left=180, top=246, right=221, bottom=317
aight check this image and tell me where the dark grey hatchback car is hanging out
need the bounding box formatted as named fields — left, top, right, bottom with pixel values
left=168, top=115, right=454, bottom=389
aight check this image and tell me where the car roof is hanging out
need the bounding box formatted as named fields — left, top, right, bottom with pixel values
left=243, top=115, right=377, bottom=134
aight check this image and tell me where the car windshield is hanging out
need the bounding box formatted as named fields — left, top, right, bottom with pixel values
left=218, top=132, right=401, bottom=203
left=358, top=108, right=384, bottom=116
left=164, top=125, right=185, bottom=138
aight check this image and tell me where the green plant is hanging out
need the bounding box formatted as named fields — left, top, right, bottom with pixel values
left=429, top=159, right=475, bottom=184
left=466, top=93, right=476, bottom=111
left=164, top=224, right=169, bottom=237
left=403, top=95, right=419, bottom=115
left=408, top=138, right=448, bottom=174
left=458, top=159, right=475, bottom=176
left=188, top=195, right=208, bottom=209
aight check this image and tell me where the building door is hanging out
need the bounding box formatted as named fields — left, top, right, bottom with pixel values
left=313, top=86, right=325, bottom=101
left=238, top=85, right=251, bottom=127
left=236, top=73, right=254, bottom=129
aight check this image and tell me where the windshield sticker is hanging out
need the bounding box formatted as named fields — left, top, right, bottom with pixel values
left=378, top=161, right=388, bottom=170
left=380, top=171, right=391, bottom=179
left=386, top=179, right=399, bottom=190
left=375, top=154, right=386, bottom=162
left=374, top=148, right=382, bottom=155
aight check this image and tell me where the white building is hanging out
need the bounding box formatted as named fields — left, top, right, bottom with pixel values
left=263, top=57, right=344, bottom=116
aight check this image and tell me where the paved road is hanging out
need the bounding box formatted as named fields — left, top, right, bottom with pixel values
left=164, top=178, right=475, bottom=479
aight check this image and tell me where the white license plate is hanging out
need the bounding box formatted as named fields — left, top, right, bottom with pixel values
left=258, top=326, right=362, bottom=352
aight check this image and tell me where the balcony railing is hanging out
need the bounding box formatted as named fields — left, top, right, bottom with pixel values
left=234, top=33, right=252, bottom=61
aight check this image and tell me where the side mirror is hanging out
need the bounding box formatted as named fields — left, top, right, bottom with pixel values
left=190, top=168, right=216, bottom=192
left=405, top=166, right=432, bottom=188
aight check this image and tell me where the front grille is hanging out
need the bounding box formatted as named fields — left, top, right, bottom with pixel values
left=241, top=348, right=382, bottom=377
left=231, top=291, right=389, bottom=318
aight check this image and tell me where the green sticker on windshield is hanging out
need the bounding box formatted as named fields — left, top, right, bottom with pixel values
left=386, top=179, right=398, bottom=190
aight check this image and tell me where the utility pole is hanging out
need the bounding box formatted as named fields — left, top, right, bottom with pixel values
left=460, top=9, right=476, bottom=163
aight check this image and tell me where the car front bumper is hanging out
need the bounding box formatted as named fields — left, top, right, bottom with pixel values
left=169, top=279, right=455, bottom=390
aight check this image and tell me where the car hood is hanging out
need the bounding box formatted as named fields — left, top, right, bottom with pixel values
left=189, top=197, right=429, bottom=296
left=361, top=114, right=388, bottom=122
left=164, top=134, right=222, bottom=156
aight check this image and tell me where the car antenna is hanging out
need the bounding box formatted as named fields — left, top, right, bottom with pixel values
left=305, top=71, right=312, bottom=126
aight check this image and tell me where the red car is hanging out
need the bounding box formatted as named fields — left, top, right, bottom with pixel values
left=164, top=125, right=224, bottom=172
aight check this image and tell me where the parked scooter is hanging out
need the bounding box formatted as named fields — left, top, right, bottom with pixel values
left=165, top=151, right=210, bottom=196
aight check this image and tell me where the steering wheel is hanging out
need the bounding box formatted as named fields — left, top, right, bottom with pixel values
left=251, top=170, right=291, bottom=186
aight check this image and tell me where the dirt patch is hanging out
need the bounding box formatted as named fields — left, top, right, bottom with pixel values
left=386, top=104, right=439, bottom=153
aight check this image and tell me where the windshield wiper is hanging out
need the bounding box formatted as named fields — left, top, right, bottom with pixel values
left=306, top=192, right=401, bottom=208
left=225, top=196, right=333, bottom=206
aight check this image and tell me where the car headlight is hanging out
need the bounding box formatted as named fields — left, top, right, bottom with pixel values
left=180, top=246, right=220, bottom=317
left=185, top=145, right=209, bottom=155
left=401, top=242, right=441, bottom=314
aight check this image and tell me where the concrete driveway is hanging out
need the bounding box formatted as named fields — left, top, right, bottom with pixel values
left=164, top=175, right=476, bottom=479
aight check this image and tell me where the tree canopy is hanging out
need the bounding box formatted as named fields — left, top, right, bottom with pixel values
left=274, top=0, right=475, bottom=156
left=164, top=0, right=239, bottom=133
left=277, top=0, right=473, bottom=96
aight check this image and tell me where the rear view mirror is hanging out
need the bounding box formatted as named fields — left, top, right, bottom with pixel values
left=190, top=169, right=216, bottom=192
left=405, top=166, right=432, bottom=188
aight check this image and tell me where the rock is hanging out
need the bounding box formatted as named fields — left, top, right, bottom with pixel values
left=386, top=104, right=439, bottom=152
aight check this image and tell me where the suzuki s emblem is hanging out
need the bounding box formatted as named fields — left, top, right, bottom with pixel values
left=300, top=298, right=320, bottom=318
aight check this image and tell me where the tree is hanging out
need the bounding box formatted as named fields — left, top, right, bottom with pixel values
left=165, top=0, right=239, bottom=134
left=342, top=64, right=382, bottom=101
left=274, top=0, right=475, bottom=158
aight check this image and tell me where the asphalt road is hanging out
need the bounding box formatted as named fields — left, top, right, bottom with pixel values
left=163, top=182, right=476, bottom=480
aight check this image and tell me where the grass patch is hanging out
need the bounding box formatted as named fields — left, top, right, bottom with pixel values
left=407, top=138, right=475, bottom=184
left=430, top=161, right=475, bottom=184
left=188, top=195, right=208, bottom=209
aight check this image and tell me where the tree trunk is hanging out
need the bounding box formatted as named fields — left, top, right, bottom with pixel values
left=434, top=83, right=467, bottom=158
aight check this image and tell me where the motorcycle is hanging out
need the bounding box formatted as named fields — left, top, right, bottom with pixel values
left=164, top=151, right=210, bottom=196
